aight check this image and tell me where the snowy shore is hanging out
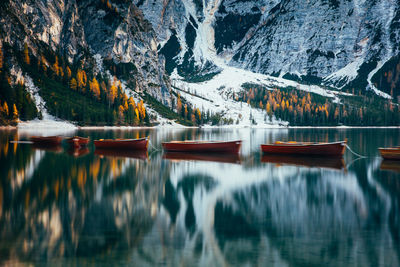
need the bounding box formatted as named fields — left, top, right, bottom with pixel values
left=2, top=123, right=400, bottom=131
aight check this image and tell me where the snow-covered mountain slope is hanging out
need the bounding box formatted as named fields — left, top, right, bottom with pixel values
left=172, top=64, right=355, bottom=126
left=137, top=0, right=400, bottom=98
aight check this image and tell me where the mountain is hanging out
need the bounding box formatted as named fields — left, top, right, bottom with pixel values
left=0, top=0, right=172, bottom=126
left=0, top=0, right=400, bottom=126
left=137, top=0, right=400, bottom=96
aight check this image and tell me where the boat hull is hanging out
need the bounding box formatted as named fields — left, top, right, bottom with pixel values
left=261, top=154, right=345, bottom=170
left=95, top=149, right=148, bottom=160
left=30, top=136, right=63, bottom=146
left=379, top=148, right=400, bottom=160
left=163, top=152, right=241, bottom=164
left=94, top=137, right=148, bottom=150
left=162, top=140, right=241, bottom=153
left=261, top=141, right=346, bottom=157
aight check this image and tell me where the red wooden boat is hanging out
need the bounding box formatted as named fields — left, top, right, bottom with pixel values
left=261, top=141, right=346, bottom=157
left=94, top=137, right=148, bottom=150
left=95, top=149, right=148, bottom=160
left=162, top=140, right=242, bottom=153
left=163, top=152, right=241, bottom=164
left=379, top=147, right=400, bottom=160
left=66, top=136, right=90, bottom=148
left=30, top=136, right=63, bottom=146
left=261, top=154, right=345, bottom=170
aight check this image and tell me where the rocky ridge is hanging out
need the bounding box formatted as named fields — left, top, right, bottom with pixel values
left=137, top=0, right=400, bottom=96
left=0, top=0, right=172, bottom=111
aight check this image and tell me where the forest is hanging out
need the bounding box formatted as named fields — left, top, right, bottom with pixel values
left=240, top=83, right=400, bottom=126
left=1, top=43, right=400, bottom=126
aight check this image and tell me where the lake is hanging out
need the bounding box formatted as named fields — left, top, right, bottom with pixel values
left=1, top=128, right=400, bottom=266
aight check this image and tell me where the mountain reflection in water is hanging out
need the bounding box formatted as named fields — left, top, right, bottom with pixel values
left=0, top=128, right=400, bottom=266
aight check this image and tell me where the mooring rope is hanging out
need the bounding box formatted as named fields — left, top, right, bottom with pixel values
left=148, top=140, right=162, bottom=152
left=9, top=141, right=33, bottom=144
left=345, top=144, right=366, bottom=158
left=345, top=156, right=365, bottom=170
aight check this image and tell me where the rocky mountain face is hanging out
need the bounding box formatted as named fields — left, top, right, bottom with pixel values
left=0, top=0, right=171, bottom=105
left=136, top=0, right=400, bottom=95
left=1, top=0, right=400, bottom=125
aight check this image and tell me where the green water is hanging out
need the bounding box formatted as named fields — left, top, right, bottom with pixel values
left=0, top=128, right=400, bottom=266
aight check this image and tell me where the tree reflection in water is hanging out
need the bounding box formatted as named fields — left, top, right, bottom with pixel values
left=0, top=128, right=400, bottom=266
left=0, top=134, right=163, bottom=265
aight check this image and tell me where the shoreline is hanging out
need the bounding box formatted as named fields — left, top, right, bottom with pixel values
left=2, top=125, right=400, bottom=130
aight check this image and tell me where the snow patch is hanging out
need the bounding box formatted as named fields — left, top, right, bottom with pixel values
left=324, top=59, right=363, bottom=88
left=9, top=66, right=76, bottom=130
left=17, top=119, right=76, bottom=135
left=94, top=54, right=104, bottom=74
left=23, top=75, right=51, bottom=118
left=366, top=60, right=392, bottom=99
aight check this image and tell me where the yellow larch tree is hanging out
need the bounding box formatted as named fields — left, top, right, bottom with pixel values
left=137, top=100, right=146, bottom=119
left=135, top=108, right=140, bottom=121
left=3, top=102, right=9, bottom=116
left=66, top=66, right=72, bottom=79
left=89, top=77, right=100, bottom=99
left=334, top=107, right=339, bottom=121
left=118, top=105, right=125, bottom=123
left=12, top=104, right=18, bottom=121
left=53, top=56, right=61, bottom=76
left=266, top=102, right=272, bottom=116
left=23, top=43, right=30, bottom=65
left=40, top=54, right=47, bottom=72
left=177, top=93, right=182, bottom=114
left=76, top=69, right=87, bottom=91
left=196, top=108, right=201, bottom=120
left=184, top=104, right=188, bottom=119
left=108, top=81, right=118, bottom=104
left=0, top=44, right=3, bottom=70
left=128, top=97, right=136, bottom=109
left=70, top=78, right=77, bottom=90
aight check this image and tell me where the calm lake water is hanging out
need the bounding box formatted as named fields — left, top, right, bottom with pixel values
left=1, top=128, right=400, bottom=266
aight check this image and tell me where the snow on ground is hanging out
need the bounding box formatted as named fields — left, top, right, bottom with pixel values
left=323, top=36, right=370, bottom=88
left=20, top=74, right=76, bottom=132
left=23, top=75, right=52, bottom=119
left=94, top=53, right=104, bottom=74
left=146, top=107, right=188, bottom=128
left=171, top=65, right=351, bottom=127
left=9, top=66, right=77, bottom=132
left=367, top=60, right=392, bottom=99
left=324, top=59, right=363, bottom=88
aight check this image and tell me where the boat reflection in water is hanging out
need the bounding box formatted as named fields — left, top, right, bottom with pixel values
left=380, top=159, right=400, bottom=173
left=163, top=151, right=241, bottom=164
left=261, top=154, right=346, bottom=170
left=2, top=128, right=400, bottom=266
left=94, top=148, right=148, bottom=160
left=67, top=147, right=90, bottom=157
left=30, top=135, right=63, bottom=146
left=31, top=143, right=63, bottom=153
